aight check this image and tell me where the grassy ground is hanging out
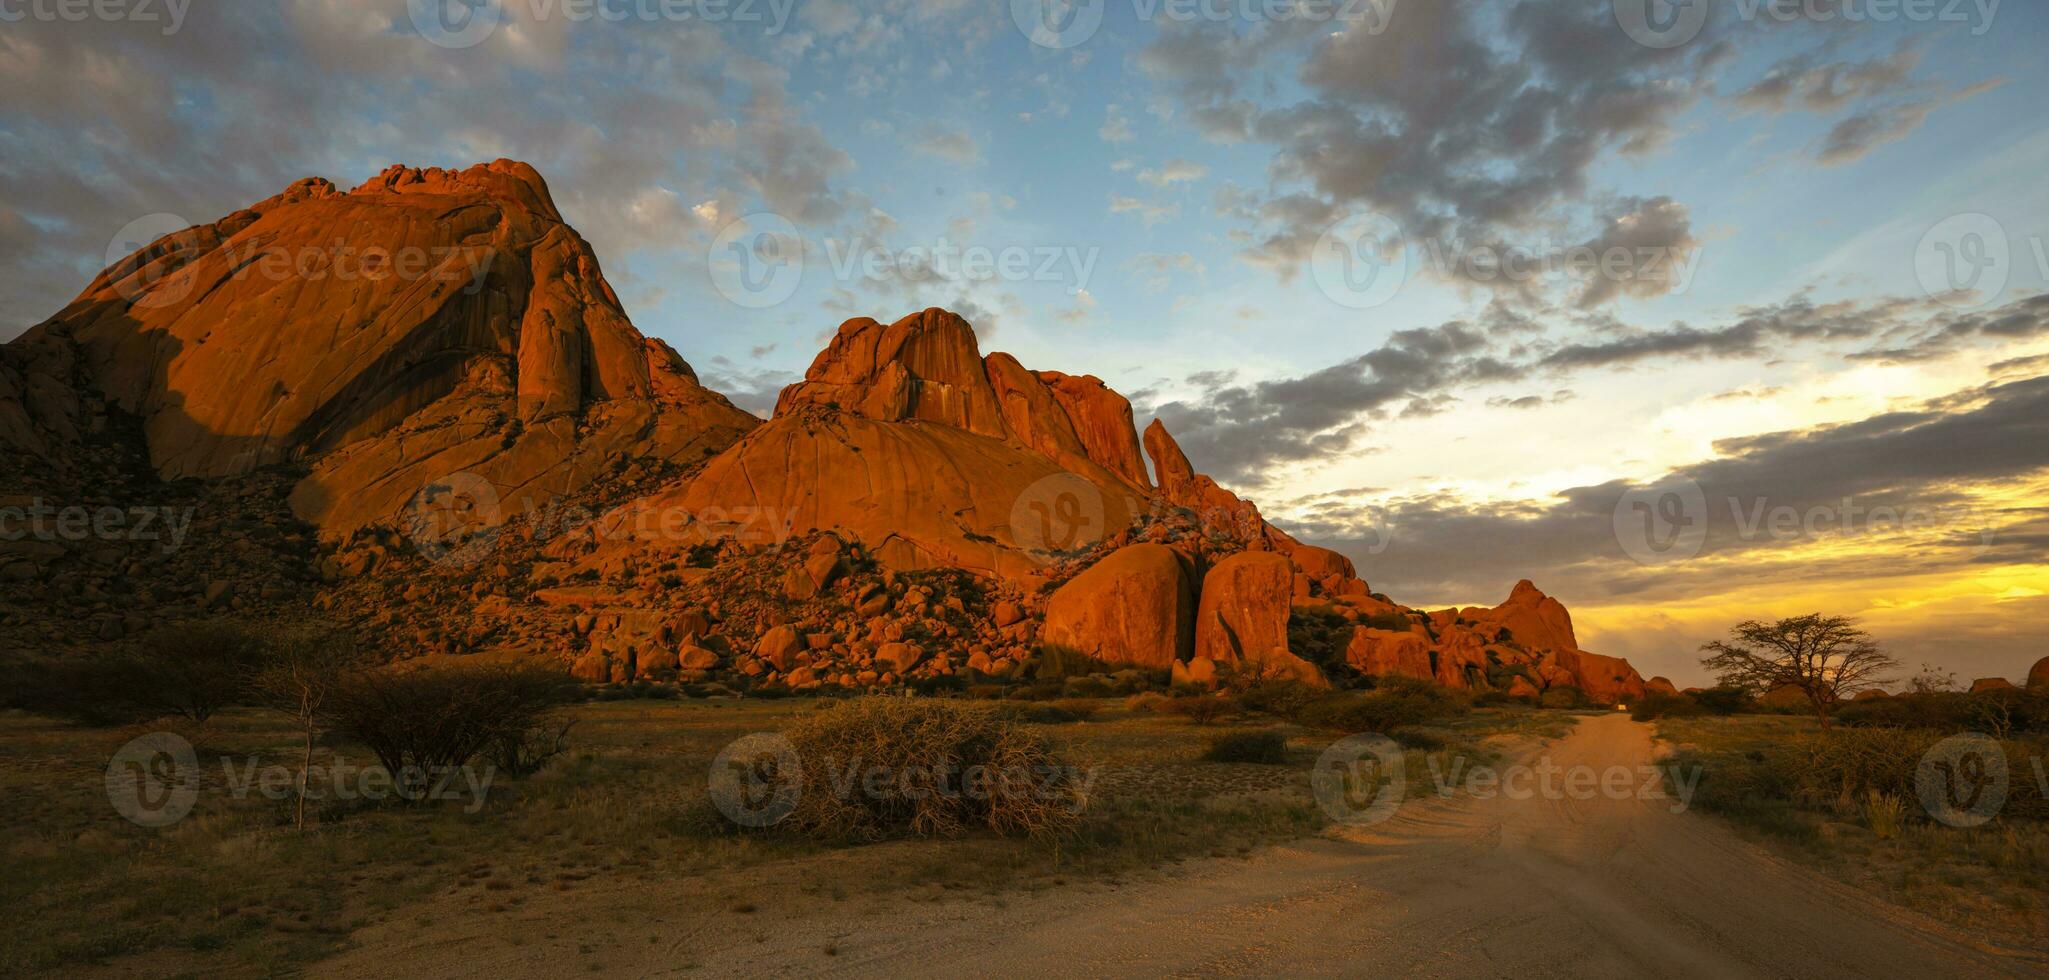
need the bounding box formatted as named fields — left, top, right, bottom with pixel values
left=1655, top=714, right=2049, bottom=950
left=0, top=697, right=1568, bottom=977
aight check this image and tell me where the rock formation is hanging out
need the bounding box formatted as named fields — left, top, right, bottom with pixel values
left=1, top=160, right=1655, bottom=705
left=1040, top=543, right=1194, bottom=669
left=3, top=160, right=757, bottom=539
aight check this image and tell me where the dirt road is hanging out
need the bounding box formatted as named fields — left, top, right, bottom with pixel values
left=316, top=715, right=2042, bottom=978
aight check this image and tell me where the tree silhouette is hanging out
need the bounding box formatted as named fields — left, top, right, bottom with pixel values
left=1700, top=615, right=1896, bottom=729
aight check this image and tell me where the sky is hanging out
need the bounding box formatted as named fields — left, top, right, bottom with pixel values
left=2, top=0, right=2045, bottom=685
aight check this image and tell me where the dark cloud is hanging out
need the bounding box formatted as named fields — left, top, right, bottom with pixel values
left=1279, top=374, right=2049, bottom=622
left=0, top=3, right=868, bottom=337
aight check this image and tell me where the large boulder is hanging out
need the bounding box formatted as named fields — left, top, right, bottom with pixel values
left=2030, top=657, right=2049, bottom=693
left=1549, top=647, right=1647, bottom=704
left=1194, top=551, right=1323, bottom=684
left=1970, top=677, right=2017, bottom=694
left=1646, top=676, right=1680, bottom=697
left=1468, top=580, right=1579, bottom=652
left=1345, top=626, right=1433, bottom=681
left=1040, top=543, right=1194, bottom=669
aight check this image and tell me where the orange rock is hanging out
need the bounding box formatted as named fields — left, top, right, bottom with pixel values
left=1345, top=626, right=1433, bottom=681
left=1041, top=543, right=1195, bottom=669
left=1647, top=676, right=1680, bottom=697
left=1473, top=580, right=1580, bottom=652
left=1036, top=371, right=1151, bottom=489
left=1970, top=677, right=2017, bottom=693
left=2030, top=657, right=2049, bottom=692
left=777, top=309, right=1009, bottom=439
left=1194, top=551, right=1323, bottom=685
left=10, top=160, right=757, bottom=540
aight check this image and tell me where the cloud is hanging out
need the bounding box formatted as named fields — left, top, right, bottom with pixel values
left=1560, top=196, right=1699, bottom=307
left=1148, top=290, right=2049, bottom=485
left=1109, top=194, right=1180, bottom=227
left=909, top=124, right=982, bottom=165
left=1098, top=104, right=1134, bottom=143
left=1275, top=374, right=2049, bottom=656
left=1816, top=79, right=2004, bottom=166
left=1136, top=158, right=1208, bottom=188
left=1734, top=44, right=1923, bottom=114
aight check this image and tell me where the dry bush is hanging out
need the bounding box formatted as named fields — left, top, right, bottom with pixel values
left=1159, top=694, right=1240, bottom=725
left=1631, top=693, right=1705, bottom=721
left=778, top=698, right=1085, bottom=840
left=321, top=663, right=573, bottom=800
left=486, top=718, right=576, bottom=776
left=1202, top=730, right=1288, bottom=764
left=10, top=620, right=270, bottom=725
left=1295, top=678, right=1468, bottom=733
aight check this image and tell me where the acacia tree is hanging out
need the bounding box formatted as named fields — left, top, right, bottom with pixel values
left=1699, top=615, right=1897, bottom=729
left=252, top=629, right=362, bottom=830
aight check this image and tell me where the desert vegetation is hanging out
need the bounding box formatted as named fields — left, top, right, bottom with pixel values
left=0, top=656, right=1583, bottom=975
left=1647, top=616, right=2049, bottom=946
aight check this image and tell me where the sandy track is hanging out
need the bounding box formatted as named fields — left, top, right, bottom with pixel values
left=316, top=715, right=2043, bottom=978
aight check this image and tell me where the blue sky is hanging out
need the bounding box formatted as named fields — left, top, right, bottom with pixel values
left=3, top=0, right=2046, bottom=683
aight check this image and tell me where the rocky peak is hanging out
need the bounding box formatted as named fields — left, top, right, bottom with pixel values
left=4, top=159, right=757, bottom=539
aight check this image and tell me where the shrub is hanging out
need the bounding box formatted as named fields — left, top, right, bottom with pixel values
left=1689, top=686, right=1753, bottom=715
left=1160, top=694, right=1240, bottom=724
left=1286, top=608, right=1355, bottom=677
left=1359, top=612, right=1414, bottom=633
left=1389, top=726, right=1449, bottom=750
left=1863, top=790, right=1905, bottom=840
left=1001, top=703, right=1081, bottom=724
left=1050, top=699, right=1102, bottom=721
left=1124, top=691, right=1170, bottom=714
left=1630, top=693, right=1705, bottom=721
left=1538, top=685, right=1587, bottom=710
left=8, top=620, right=271, bottom=725
left=1295, top=677, right=1467, bottom=733
left=321, top=663, right=572, bottom=801
left=485, top=718, right=575, bottom=777
left=1202, top=730, right=1289, bottom=764
left=1233, top=679, right=1323, bottom=719
left=774, top=698, right=1084, bottom=839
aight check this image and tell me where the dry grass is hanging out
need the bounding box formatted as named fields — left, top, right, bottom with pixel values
left=1656, top=714, right=2049, bottom=952
left=0, top=695, right=1574, bottom=975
